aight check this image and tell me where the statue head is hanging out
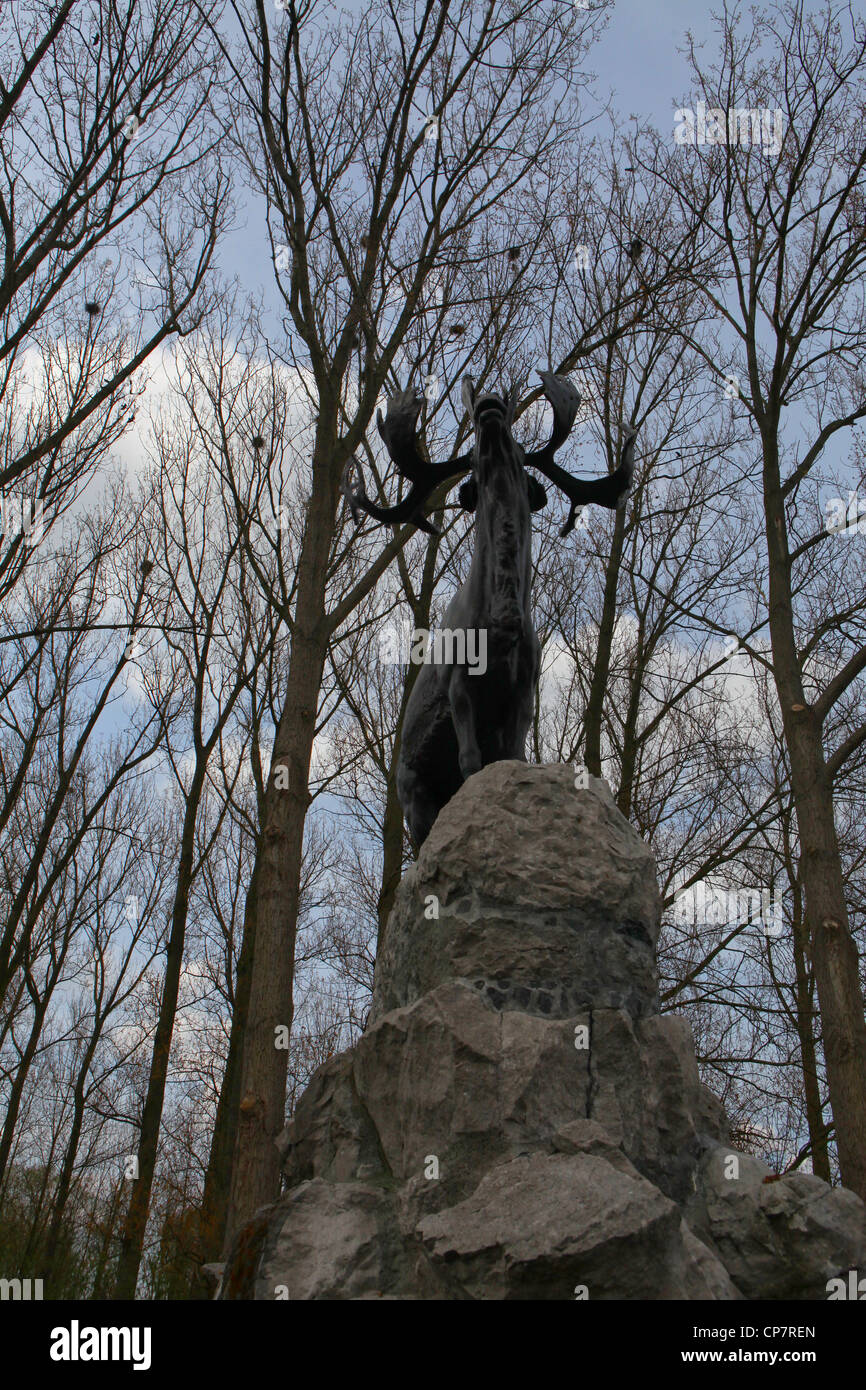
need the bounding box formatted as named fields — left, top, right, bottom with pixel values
left=341, top=370, right=636, bottom=538
left=456, top=376, right=547, bottom=515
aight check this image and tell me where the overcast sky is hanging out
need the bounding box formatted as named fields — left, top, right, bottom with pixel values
left=216, top=0, right=722, bottom=304
left=592, top=0, right=715, bottom=126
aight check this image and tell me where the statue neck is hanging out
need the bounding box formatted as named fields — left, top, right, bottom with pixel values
left=471, top=466, right=532, bottom=619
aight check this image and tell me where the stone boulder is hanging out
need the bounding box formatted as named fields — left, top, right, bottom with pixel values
left=370, top=762, right=661, bottom=1023
left=219, top=761, right=866, bottom=1301
left=687, top=1147, right=866, bottom=1300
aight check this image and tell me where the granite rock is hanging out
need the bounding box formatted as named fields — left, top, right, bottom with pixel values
left=220, top=762, right=866, bottom=1301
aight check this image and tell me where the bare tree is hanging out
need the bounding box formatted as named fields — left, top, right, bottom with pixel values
left=0, top=0, right=228, bottom=600
left=644, top=0, right=866, bottom=1197
left=113, top=333, right=276, bottom=1297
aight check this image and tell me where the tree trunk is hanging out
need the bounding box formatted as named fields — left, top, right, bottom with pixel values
left=114, top=768, right=206, bottom=1298
left=616, top=639, right=647, bottom=821
left=376, top=650, right=427, bottom=943
left=378, top=529, right=443, bottom=942
left=0, top=992, right=53, bottom=1185
left=91, top=1178, right=125, bottom=1300
left=583, top=509, right=626, bottom=777
left=377, top=740, right=407, bottom=950
left=791, top=895, right=831, bottom=1182
left=191, top=861, right=259, bottom=1294
left=223, top=433, right=340, bottom=1251
left=764, top=453, right=866, bottom=1199
left=43, top=1039, right=100, bottom=1290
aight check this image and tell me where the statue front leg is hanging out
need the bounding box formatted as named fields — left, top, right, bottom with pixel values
left=397, top=762, right=442, bottom=848
left=503, top=636, right=539, bottom=760
left=449, top=676, right=482, bottom=781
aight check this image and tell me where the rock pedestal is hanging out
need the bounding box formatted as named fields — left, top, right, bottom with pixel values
left=219, top=762, right=866, bottom=1300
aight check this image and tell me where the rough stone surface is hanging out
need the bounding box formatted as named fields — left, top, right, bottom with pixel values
left=416, top=1152, right=737, bottom=1301
left=219, top=761, right=866, bottom=1301
left=370, top=762, right=661, bottom=1023
left=687, top=1147, right=866, bottom=1300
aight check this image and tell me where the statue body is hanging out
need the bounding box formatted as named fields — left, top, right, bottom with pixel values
left=397, top=385, right=542, bottom=844
left=343, top=371, right=636, bottom=846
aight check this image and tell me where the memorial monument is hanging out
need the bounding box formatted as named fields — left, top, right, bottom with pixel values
left=214, top=376, right=866, bottom=1299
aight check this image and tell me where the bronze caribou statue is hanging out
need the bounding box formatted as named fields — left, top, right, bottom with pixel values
left=342, top=372, right=636, bottom=846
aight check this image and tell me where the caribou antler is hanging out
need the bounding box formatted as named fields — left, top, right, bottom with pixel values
left=524, top=370, right=636, bottom=536
left=340, top=385, right=470, bottom=536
